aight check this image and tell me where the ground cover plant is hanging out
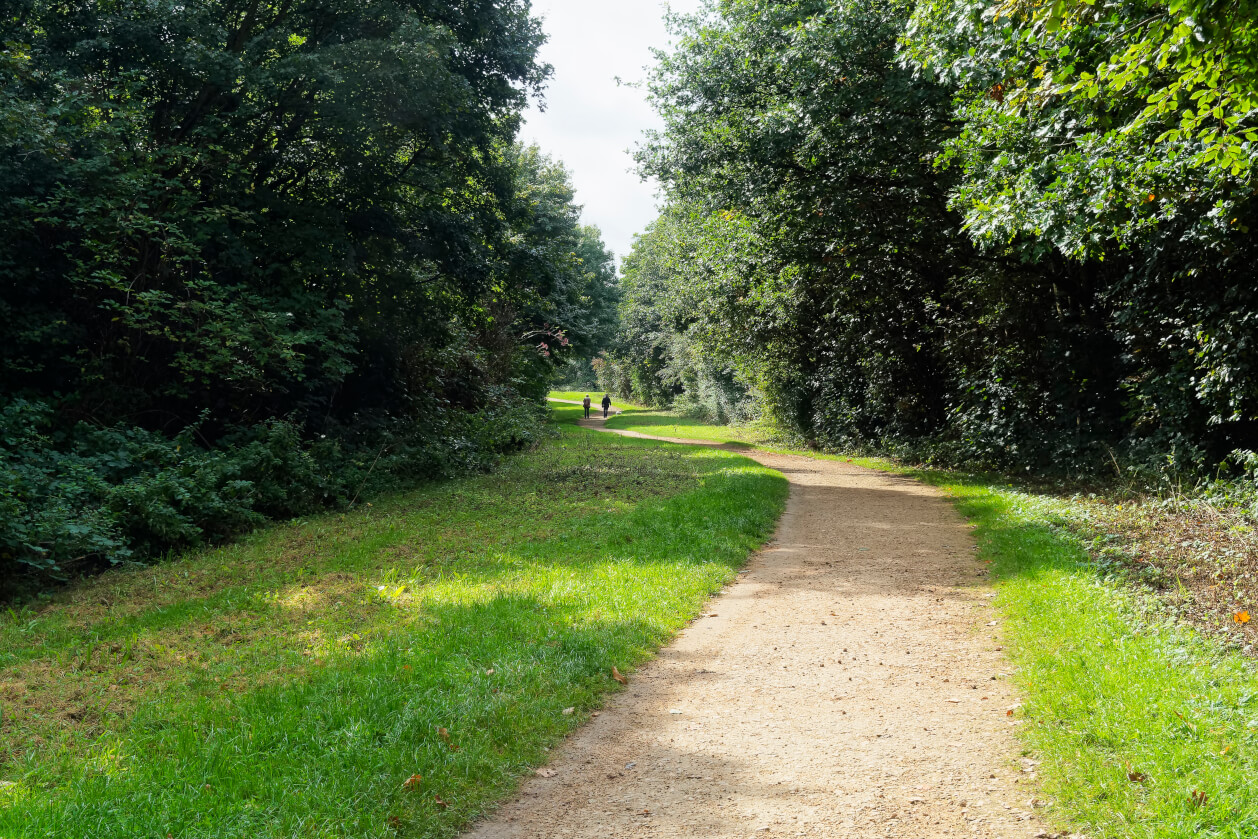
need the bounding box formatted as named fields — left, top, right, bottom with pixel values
left=0, top=405, right=786, bottom=838
left=603, top=408, right=1258, bottom=836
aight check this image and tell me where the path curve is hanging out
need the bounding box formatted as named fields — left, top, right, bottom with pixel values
left=468, top=415, right=1050, bottom=838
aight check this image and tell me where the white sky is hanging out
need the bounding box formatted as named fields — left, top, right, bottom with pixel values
left=518, top=0, right=705, bottom=266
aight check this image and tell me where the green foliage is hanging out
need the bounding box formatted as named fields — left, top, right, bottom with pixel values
left=903, top=0, right=1258, bottom=252
left=597, top=211, right=762, bottom=422
left=623, top=0, right=1258, bottom=481
left=0, top=393, right=547, bottom=596
left=0, top=2, right=621, bottom=590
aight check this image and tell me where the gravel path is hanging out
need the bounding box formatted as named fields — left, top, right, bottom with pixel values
left=467, top=417, right=1052, bottom=839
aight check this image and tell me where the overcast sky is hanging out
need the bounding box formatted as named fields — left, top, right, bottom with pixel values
left=517, top=0, right=705, bottom=266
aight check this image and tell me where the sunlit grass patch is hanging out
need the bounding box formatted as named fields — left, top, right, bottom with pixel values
left=602, top=408, right=786, bottom=448
left=546, top=391, right=649, bottom=411
left=0, top=417, right=787, bottom=838
left=896, top=473, right=1258, bottom=838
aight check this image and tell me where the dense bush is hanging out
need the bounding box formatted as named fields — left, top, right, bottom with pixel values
left=0, top=338, right=566, bottom=596
left=0, top=392, right=546, bottom=595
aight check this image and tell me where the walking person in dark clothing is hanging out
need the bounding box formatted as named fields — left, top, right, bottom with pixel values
left=601, top=394, right=611, bottom=418
left=582, top=394, right=591, bottom=418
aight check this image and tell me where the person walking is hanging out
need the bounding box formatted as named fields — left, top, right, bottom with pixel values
left=601, top=393, right=612, bottom=418
left=582, top=394, right=591, bottom=419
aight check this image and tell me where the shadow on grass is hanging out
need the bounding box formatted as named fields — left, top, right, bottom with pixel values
left=8, top=594, right=698, bottom=838
left=2, top=427, right=788, bottom=839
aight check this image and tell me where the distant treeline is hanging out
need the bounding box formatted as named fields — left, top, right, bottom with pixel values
left=599, top=0, right=1258, bottom=484
left=0, top=0, right=618, bottom=592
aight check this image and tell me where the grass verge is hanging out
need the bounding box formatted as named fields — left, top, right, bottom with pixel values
left=0, top=405, right=787, bottom=838
left=923, top=475, right=1258, bottom=838
left=594, top=410, right=1258, bottom=837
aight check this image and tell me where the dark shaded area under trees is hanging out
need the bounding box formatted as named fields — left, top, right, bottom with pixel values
left=0, top=0, right=619, bottom=593
left=597, top=0, right=1258, bottom=491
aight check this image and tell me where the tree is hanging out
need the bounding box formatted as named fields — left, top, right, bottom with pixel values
left=0, top=0, right=622, bottom=589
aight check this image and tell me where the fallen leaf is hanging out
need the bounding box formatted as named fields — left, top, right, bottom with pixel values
left=388, top=816, right=402, bottom=827
left=611, top=666, right=628, bottom=685
left=402, top=774, right=423, bottom=791
left=1127, top=771, right=1148, bottom=783
left=437, top=727, right=449, bottom=742
left=447, top=743, right=460, bottom=752
left=1234, top=611, right=1250, bottom=625
left=1191, top=789, right=1209, bottom=807
left=535, top=767, right=557, bottom=778
left=434, top=794, right=449, bottom=810
left=562, top=706, right=575, bottom=716
left=485, top=668, right=495, bottom=675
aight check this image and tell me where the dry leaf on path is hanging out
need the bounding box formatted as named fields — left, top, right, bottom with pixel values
left=535, top=767, right=557, bottom=778
left=611, top=666, right=628, bottom=685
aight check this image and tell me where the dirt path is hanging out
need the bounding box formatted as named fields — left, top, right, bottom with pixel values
left=467, top=417, right=1051, bottom=839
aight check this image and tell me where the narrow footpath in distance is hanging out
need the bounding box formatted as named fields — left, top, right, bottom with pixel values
left=467, top=410, right=1054, bottom=839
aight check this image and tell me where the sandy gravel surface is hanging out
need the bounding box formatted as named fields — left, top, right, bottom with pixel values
left=467, top=419, right=1054, bottom=839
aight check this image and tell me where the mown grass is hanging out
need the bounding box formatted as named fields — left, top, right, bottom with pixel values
left=602, top=407, right=793, bottom=449
left=929, top=478, right=1258, bottom=838
left=546, top=391, right=647, bottom=410
left=0, top=405, right=787, bottom=838
left=597, top=409, right=1258, bottom=837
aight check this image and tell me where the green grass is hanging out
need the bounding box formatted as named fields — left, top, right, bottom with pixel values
left=591, top=408, right=1258, bottom=836
left=0, top=406, right=787, bottom=838
left=602, top=408, right=791, bottom=449
left=932, top=477, right=1258, bottom=838
left=546, top=391, right=647, bottom=410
